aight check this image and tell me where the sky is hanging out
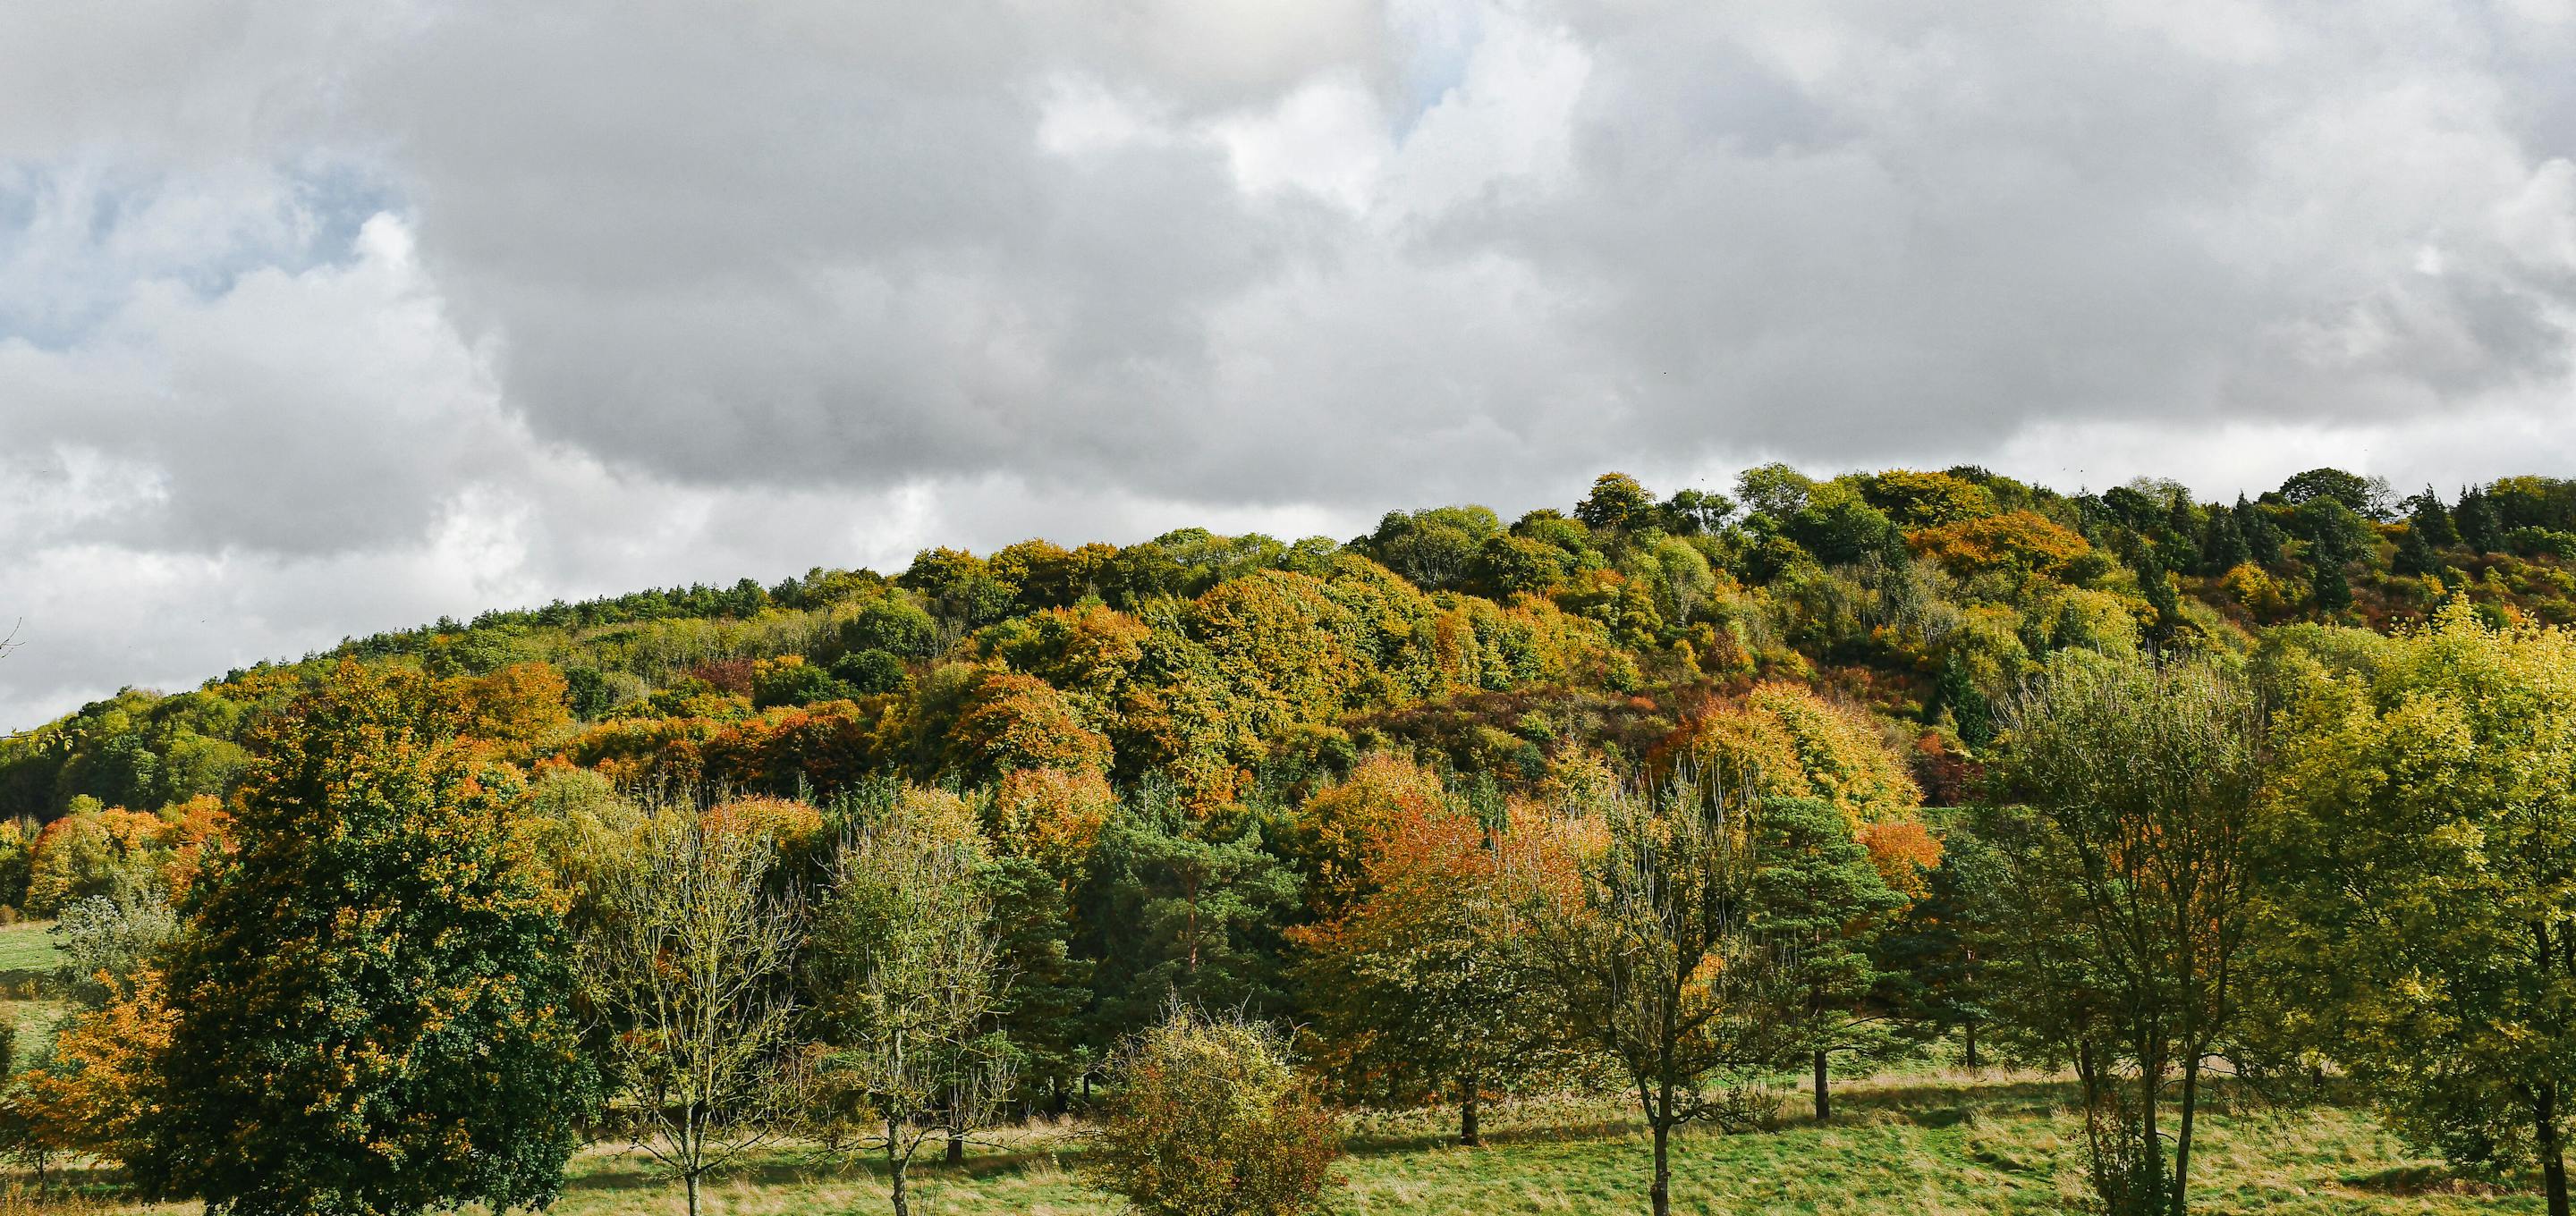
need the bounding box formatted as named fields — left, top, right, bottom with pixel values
left=4, top=0, right=2576, bottom=730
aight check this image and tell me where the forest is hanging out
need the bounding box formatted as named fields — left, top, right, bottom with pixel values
left=3, top=462, right=2575, bottom=1216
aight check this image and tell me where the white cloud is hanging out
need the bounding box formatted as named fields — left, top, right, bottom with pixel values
left=4, top=0, right=2576, bottom=727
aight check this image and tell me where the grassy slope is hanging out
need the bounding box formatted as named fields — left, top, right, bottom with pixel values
left=51, top=1072, right=2537, bottom=1215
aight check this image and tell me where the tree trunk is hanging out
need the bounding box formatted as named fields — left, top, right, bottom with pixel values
left=1814, top=1050, right=1832, bottom=1123
left=889, top=1118, right=912, bottom=1216
left=1052, top=1073, right=1067, bottom=1117
left=1963, top=1020, right=1979, bottom=1070
left=2139, top=1063, right=2165, bottom=1209
left=2171, top=1057, right=2200, bottom=1216
left=1459, top=1074, right=1481, bottom=1147
left=1649, top=1119, right=1673, bottom=1216
left=2539, top=1081, right=2571, bottom=1216
left=685, top=1172, right=700, bottom=1216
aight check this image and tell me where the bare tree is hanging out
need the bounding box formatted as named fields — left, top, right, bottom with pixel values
left=584, top=812, right=805, bottom=1216
left=807, top=806, right=1016, bottom=1216
left=1513, top=768, right=1798, bottom=1216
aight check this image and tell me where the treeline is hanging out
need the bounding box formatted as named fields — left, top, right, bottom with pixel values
left=7, top=606, right=2576, bottom=1216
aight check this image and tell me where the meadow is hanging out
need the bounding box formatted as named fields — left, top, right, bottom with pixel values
left=15, top=1070, right=2543, bottom=1216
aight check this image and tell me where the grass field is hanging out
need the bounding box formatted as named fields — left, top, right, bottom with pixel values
left=18, top=1069, right=2548, bottom=1215
left=0, top=921, right=61, bottom=982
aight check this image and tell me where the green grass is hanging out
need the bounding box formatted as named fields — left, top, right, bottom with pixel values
left=20, top=1071, right=2550, bottom=1215
left=0, top=920, right=61, bottom=981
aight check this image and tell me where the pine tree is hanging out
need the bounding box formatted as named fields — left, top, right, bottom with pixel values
left=143, top=663, right=593, bottom=1215
left=2456, top=486, right=2507, bottom=553
left=1754, top=797, right=1911, bottom=1122
left=2234, top=495, right=2284, bottom=567
left=2198, top=509, right=2250, bottom=577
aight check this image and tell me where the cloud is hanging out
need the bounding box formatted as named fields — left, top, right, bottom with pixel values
left=4, top=0, right=2575, bottom=726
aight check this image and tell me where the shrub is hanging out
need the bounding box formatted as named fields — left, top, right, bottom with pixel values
left=1085, top=1007, right=1342, bottom=1216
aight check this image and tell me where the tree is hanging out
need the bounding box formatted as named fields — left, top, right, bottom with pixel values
left=1577, top=472, right=1658, bottom=534
left=2259, top=604, right=2576, bottom=1215
left=1752, top=797, right=1910, bottom=1122
left=2404, top=486, right=2461, bottom=548
left=1084, top=1005, right=1342, bottom=1216
left=142, top=663, right=594, bottom=1216
left=2457, top=486, right=2508, bottom=553
left=1512, top=770, right=1798, bottom=1216
left=2136, top=553, right=2185, bottom=650
left=2234, top=495, right=2284, bottom=567
left=1289, top=797, right=1563, bottom=1146
left=586, top=810, right=804, bottom=1216
left=806, top=801, right=1016, bottom=1216
left=1078, top=797, right=1301, bottom=1032
left=2278, top=467, right=2392, bottom=519
left=1989, top=651, right=2265, bottom=1216
left=1877, top=813, right=2006, bottom=1068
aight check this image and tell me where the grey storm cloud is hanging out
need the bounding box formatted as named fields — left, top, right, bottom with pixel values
left=4, top=0, right=2576, bottom=727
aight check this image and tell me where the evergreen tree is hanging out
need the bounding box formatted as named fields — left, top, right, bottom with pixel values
left=2234, top=495, right=2284, bottom=567
left=1753, top=797, right=1911, bottom=1122
left=2137, top=553, right=2185, bottom=650
left=2393, top=525, right=2441, bottom=578
left=1878, top=814, right=2005, bottom=1068
left=1927, top=652, right=1996, bottom=750
left=985, top=855, right=1097, bottom=1113
left=1076, top=798, right=1301, bottom=1035
left=2198, top=509, right=2250, bottom=576
left=144, top=663, right=593, bottom=1215
left=2161, top=495, right=2202, bottom=572
left=2404, top=486, right=2460, bottom=548
left=2456, top=486, right=2507, bottom=553
left=2313, top=562, right=2352, bottom=614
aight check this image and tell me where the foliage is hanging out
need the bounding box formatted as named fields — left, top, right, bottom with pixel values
left=1289, top=792, right=1565, bottom=1144
left=805, top=796, right=1014, bottom=1216
left=2258, top=603, right=2576, bottom=1213
left=1512, top=771, right=1800, bottom=1216
left=584, top=809, right=804, bottom=1216
left=1085, top=1005, right=1342, bottom=1216
left=143, top=663, right=594, bottom=1216
left=1987, top=649, right=2266, bottom=1216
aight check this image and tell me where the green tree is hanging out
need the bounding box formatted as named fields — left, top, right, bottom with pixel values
left=143, top=663, right=593, bottom=1216
left=1877, top=813, right=2005, bottom=1068
left=2259, top=604, right=2576, bottom=1215
left=1078, top=798, right=1301, bottom=1033
left=586, top=810, right=806, bottom=1216
left=1513, top=771, right=1797, bottom=1216
left=806, top=803, right=1015, bottom=1215
left=1576, top=472, right=1659, bottom=534
left=1753, top=797, right=1911, bottom=1122
left=1989, top=651, right=2265, bottom=1216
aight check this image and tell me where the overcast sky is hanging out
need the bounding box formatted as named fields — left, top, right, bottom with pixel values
left=5, top=0, right=2575, bottom=729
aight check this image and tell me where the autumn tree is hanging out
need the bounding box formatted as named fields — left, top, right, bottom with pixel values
left=1987, top=650, right=2265, bottom=1216
left=1084, top=1005, right=1342, bottom=1216
left=1289, top=796, right=1563, bottom=1145
left=141, top=663, right=594, bottom=1216
left=585, top=809, right=805, bottom=1216
left=1513, top=770, right=1798, bottom=1216
left=2258, top=604, right=2576, bottom=1215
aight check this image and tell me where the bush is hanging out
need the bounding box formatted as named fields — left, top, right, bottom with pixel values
left=1085, top=1007, right=1342, bottom=1216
